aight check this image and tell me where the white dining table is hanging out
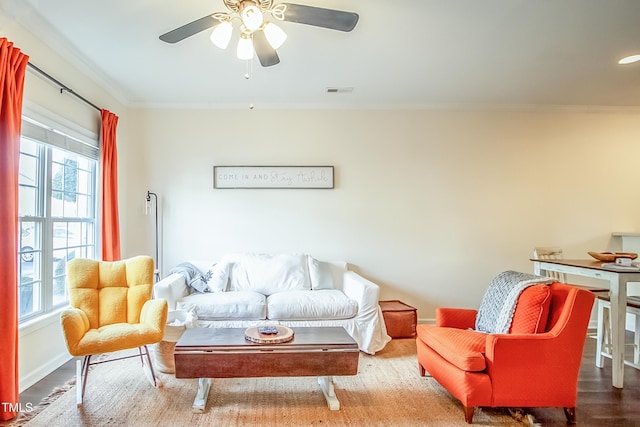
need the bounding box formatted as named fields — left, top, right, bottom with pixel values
left=532, top=258, right=640, bottom=388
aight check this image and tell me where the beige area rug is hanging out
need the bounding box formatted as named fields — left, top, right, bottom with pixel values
left=8, top=339, right=534, bottom=427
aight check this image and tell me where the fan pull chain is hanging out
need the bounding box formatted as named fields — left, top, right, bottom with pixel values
left=245, top=59, right=255, bottom=110
left=245, top=58, right=252, bottom=80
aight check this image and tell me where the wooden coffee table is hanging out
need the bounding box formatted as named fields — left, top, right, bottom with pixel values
left=174, top=326, right=359, bottom=412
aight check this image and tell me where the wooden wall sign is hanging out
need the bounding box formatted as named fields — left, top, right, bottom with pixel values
left=214, top=166, right=334, bottom=189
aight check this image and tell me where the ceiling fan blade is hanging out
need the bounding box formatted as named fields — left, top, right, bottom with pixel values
left=281, top=3, right=359, bottom=32
left=253, top=30, right=280, bottom=67
left=159, top=14, right=221, bottom=44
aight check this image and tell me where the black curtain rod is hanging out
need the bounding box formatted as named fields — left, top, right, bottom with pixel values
left=27, top=62, right=102, bottom=112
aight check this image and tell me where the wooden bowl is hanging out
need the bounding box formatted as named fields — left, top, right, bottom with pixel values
left=588, top=251, right=638, bottom=262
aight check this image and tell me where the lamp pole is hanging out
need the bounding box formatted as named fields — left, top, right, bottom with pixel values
left=146, top=191, right=160, bottom=283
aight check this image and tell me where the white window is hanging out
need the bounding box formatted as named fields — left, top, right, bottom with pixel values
left=18, top=118, right=98, bottom=323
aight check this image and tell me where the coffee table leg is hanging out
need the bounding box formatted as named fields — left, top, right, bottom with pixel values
left=193, top=378, right=211, bottom=413
left=318, top=376, right=340, bottom=410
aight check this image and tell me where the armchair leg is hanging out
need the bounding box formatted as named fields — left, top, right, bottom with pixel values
left=75, top=347, right=159, bottom=406
left=419, top=363, right=425, bottom=376
left=76, top=355, right=91, bottom=407
left=141, top=345, right=159, bottom=388
left=564, top=407, right=576, bottom=424
left=463, top=406, right=475, bottom=424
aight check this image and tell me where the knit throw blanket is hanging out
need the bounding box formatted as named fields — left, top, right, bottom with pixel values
left=169, top=262, right=212, bottom=293
left=475, top=270, right=553, bottom=334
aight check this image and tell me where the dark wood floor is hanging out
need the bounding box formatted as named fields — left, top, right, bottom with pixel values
left=528, top=332, right=640, bottom=426
left=18, top=358, right=76, bottom=407
left=12, top=332, right=640, bottom=426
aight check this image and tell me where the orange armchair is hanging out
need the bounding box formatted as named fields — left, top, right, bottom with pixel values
left=416, top=282, right=594, bottom=424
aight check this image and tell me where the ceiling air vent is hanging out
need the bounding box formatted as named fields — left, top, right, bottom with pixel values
left=325, top=87, right=354, bottom=94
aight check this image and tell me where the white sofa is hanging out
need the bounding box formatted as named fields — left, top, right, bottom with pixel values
left=153, top=253, right=391, bottom=354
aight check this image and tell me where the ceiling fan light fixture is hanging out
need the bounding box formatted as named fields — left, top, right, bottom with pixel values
left=263, top=22, right=287, bottom=50
left=240, top=3, right=264, bottom=32
left=237, top=33, right=254, bottom=60
left=210, top=21, right=233, bottom=49
left=618, top=54, right=640, bottom=65
left=160, top=2, right=360, bottom=67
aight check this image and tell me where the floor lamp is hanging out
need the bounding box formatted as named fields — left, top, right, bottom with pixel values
left=145, top=191, right=161, bottom=283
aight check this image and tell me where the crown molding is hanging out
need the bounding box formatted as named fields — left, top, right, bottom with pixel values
left=7, top=1, right=131, bottom=108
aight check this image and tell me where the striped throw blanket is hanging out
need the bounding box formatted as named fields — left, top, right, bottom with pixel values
left=475, top=270, right=553, bottom=334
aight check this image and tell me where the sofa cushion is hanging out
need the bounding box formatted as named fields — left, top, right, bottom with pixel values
left=176, top=291, right=266, bottom=320
left=266, top=290, right=358, bottom=320
left=225, top=253, right=311, bottom=295
left=416, top=324, right=487, bottom=372
left=509, top=284, right=552, bottom=334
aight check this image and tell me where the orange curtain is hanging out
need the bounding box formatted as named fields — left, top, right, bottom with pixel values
left=100, top=109, right=121, bottom=261
left=0, top=38, right=28, bottom=422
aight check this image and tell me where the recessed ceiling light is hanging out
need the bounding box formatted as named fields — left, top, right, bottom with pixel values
left=618, top=54, right=640, bottom=65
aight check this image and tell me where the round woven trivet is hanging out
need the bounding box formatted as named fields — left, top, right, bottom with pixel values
left=244, top=325, right=294, bottom=344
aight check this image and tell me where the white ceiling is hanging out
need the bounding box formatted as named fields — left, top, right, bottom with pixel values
left=4, top=0, right=640, bottom=109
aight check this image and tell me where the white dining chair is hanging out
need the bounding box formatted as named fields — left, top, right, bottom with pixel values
left=532, top=247, right=609, bottom=293
left=595, top=295, right=640, bottom=370
left=532, top=247, right=610, bottom=344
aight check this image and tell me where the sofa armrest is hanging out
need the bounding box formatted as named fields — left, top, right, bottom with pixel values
left=153, top=273, right=189, bottom=310
left=341, top=270, right=391, bottom=354
left=484, top=287, right=594, bottom=404
left=436, top=308, right=477, bottom=329
left=342, top=270, right=380, bottom=315
left=484, top=332, right=582, bottom=404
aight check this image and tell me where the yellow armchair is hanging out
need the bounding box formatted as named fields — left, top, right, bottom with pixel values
left=60, top=255, right=168, bottom=406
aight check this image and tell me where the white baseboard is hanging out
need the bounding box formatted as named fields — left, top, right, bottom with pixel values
left=20, top=352, right=72, bottom=393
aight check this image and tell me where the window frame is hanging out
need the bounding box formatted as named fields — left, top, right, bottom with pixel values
left=17, top=115, right=99, bottom=324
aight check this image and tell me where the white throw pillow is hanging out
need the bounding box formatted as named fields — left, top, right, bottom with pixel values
left=307, top=256, right=334, bottom=290
left=206, top=262, right=230, bottom=293
left=225, top=253, right=311, bottom=295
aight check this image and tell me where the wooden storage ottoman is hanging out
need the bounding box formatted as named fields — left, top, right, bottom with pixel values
left=379, top=300, right=417, bottom=338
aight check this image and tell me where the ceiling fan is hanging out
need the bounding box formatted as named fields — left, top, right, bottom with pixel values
left=159, top=0, right=359, bottom=67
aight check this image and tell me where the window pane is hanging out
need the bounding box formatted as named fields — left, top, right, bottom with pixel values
left=19, top=251, right=41, bottom=318
left=76, top=194, right=90, bottom=218
left=20, top=138, right=38, bottom=155
left=65, top=195, right=79, bottom=217
left=77, top=169, right=91, bottom=195
left=19, top=154, right=38, bottom=186
left=52, top=249, right=72, bottom=307
left=19, top=221, right=40, bottom=262
left=51, top=149, right=81, bottom=219
left=52, top=278, right=68, bottom=307
left=51, top=162, right=63, bottom=191
left=51, top=148, right=65, bottom=163
left=18, top=280, right=42, bottom=318
left=18, top=186, right=37, bottom=217
left=50, top=191, right=64, bottom=217
left=52, top=222, right=68, bottom=249
left=83, top=222, right=95, bottom=246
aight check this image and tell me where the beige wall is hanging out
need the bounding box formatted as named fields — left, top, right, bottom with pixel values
left=5, top=11, right=640, bottom=391
left=127, top=108, right=640, bottom=317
